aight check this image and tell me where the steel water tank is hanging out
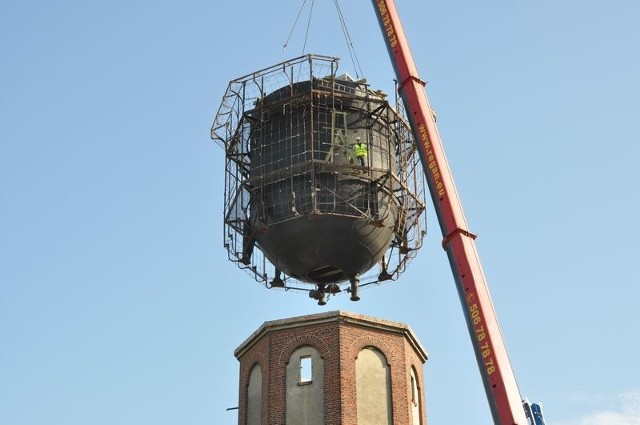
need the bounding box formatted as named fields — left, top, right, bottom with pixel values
left=246, top=77, right=397, bottom=284
left=212, top=55, right=427, bottom=297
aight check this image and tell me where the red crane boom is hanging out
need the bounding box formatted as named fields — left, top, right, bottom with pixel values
left=371, top=1, right=529, bottom=423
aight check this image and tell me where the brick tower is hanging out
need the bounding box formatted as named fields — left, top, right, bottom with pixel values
left=234, top=310, right=428, bottom=425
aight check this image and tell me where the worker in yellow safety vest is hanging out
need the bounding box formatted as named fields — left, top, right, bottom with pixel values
left=353, top=137, right=367, bottom=167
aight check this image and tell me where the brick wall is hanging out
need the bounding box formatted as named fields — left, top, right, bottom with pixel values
left=234, top=311, right=428, bottom=425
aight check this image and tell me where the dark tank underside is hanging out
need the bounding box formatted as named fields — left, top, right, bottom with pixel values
left=256, top=214, right=394, bottom=284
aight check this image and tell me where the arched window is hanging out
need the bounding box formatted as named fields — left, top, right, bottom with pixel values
left=285, top=346, right=324, bottom=425
left=356, top=347, right=392, bottom=425
left=247, top=364, right=262, bottom=425
left=410, top=367, right=422, bottom=425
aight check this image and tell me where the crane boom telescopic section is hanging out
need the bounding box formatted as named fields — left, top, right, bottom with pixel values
left=371, top=0, right=529, bottom=423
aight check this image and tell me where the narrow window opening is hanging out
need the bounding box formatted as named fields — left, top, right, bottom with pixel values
left=410, top=369, right=421, bottom=425
left=411, top=374, right=416, bottom=404
left=300, top=356, right=312, bottom=383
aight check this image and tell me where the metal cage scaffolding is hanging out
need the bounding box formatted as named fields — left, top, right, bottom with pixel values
left=211, top=54, right=427, bottom=301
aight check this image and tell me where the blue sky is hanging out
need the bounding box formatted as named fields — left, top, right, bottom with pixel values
left=1, top=0, right=639, bottom=424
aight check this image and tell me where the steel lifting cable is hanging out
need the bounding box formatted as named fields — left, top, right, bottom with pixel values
left=282, top=0, right=315, bottom=54
left=283, top=0, right=365, bottom=78
left=302, top=0, right=315, bottom=54
left=282, top=0, right=306, bottom=51
left=333, top=0, right=364, bottom=79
